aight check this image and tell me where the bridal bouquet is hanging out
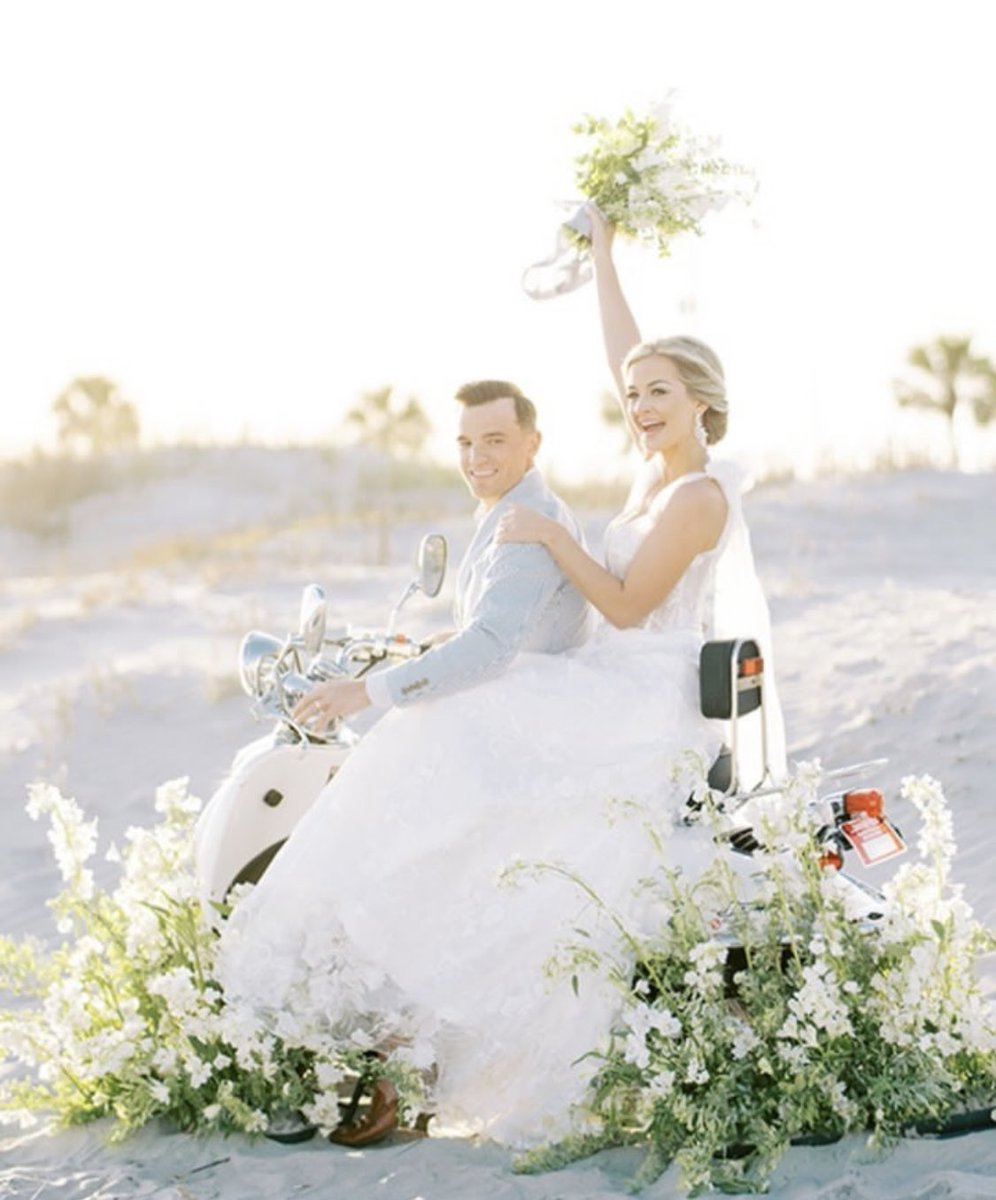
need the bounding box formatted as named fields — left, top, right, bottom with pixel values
left=514, top=769, right=996, bottom=1194
left=523, top=96, right=754, bottom=299
left=569, top=97, right=754, bottom=257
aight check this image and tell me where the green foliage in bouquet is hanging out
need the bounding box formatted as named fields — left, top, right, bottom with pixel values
left=569, top=99, right=755, bottom=258
left=514, top=770, right=996, bottom=1194
left=0, top=781, right=421, bottom=1141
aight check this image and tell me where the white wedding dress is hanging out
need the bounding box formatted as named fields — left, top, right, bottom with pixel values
left=217, top=461, right=781, bottom=1146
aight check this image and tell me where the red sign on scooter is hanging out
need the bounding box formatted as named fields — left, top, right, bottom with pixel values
left=840, top=814, right=907, bottom=866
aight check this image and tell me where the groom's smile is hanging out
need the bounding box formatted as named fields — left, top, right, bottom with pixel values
left=456, top=395, right=540, bottom=510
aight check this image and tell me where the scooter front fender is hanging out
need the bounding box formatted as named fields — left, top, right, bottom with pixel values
left=194, top=732, right=351, bottom=914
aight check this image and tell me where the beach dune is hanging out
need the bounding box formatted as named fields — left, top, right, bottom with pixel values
left=1, top=454, right=994, bottom=1197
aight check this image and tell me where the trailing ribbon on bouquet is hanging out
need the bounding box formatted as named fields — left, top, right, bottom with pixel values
left=521, top=205, right=594, bottom=301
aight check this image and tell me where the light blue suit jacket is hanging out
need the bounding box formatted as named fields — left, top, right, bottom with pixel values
left=366, top=469, right=591, bottom=708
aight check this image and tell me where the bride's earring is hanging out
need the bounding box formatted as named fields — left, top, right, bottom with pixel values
left=694, top=409, right=708, bottom=447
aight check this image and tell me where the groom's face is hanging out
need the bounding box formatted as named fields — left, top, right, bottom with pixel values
left=456, top=396, right=540, bottom=509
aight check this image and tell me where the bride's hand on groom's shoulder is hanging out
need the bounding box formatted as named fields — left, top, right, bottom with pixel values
left=495, top=504, right=558, bottom=548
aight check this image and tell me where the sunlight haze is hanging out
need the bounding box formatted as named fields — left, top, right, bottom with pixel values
left=2, top=0, right=994, bottom=479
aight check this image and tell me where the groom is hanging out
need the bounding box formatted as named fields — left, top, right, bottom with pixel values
left=292, top=379, right=590, bottom=727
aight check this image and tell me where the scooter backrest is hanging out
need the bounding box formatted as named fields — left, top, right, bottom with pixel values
left=699, top=638, right=763, bottom=720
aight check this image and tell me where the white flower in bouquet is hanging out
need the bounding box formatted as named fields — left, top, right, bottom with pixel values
left=567, top=95, right=755, bottom=258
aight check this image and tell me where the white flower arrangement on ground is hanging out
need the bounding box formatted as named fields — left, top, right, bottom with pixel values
left=567, top=95, right=755, bottom=258
left=3, top=769, right=994, bottom=1195
left=513, top=769, right=996, bottom=1195
left=0, top=780, right=419, bottom=1140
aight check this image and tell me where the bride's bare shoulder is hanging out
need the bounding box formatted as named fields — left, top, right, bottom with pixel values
left=657, top=476, right=728, bottom=541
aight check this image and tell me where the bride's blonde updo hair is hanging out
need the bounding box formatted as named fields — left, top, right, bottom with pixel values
left=622, top=336, right=728, bottom=445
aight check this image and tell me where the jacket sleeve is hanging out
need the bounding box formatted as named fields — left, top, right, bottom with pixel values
left=365, top=541, right=566, bottom=708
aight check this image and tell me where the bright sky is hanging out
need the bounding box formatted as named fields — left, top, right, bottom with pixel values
left=2, top=0, right=995, bottom=479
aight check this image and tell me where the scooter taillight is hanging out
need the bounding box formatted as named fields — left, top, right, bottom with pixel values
left=844, top=789, right=883, bottom=820
left=819, top=849, right=844, bottom=871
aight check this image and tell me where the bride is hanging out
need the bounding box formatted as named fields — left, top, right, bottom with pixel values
left=216, top=205, right=784, bottom=1148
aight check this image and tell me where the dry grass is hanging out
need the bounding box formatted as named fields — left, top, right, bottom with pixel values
left=203, top=670, right=245, bottom=705
left=85, top=664, right=136, bottom=720
left=0, top=605, right=40, bottom=652
left=0, top=450, right=178, bottom=537
left=127, top=525, right=275, bottom=575
left=77, top=572, right=148, bottom=614
left=35, top=683, right=76, bottom=779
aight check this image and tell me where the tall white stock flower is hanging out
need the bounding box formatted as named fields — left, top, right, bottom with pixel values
left=683, top=939, right=726, bottom=992
left=26, top=783, right=98, bottom=903
left=26, top=782, right=62, bottom=822
left=648, top=1068, right=676, bottom=1097
left=183, top=1051, right=213, bottom=1089
left=303, top=1089, right=345, bottom=1131
left=621, top=1004, right=655, bottom=1069
left=154, top=776, right=202, bottom=822
left=147, top=966, right=199, bottom=1019
left=780, top=952, right=852, bottom=1046
left=901, top=774, right=955, bottom=868
left=152, top=1045, right=179, bottom=1076
left=684, top=1057, right=710, bottom=1085
left=729, top=1017, right=760, bottom=1061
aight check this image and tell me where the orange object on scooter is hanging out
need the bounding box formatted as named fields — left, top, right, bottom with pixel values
left=844, top=789, right=883, bottom=820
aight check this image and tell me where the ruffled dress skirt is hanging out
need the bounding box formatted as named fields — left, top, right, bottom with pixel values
left=216, top=623, right=723, bottom=1146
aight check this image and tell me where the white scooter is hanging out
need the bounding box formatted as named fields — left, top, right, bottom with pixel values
left=195, top=564, right=996, bottom=1143
left=195, top=528, right=900, bottom=932
left=193, top=533, right=448, bottom=911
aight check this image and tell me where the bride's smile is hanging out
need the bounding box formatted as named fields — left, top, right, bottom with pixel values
left=625, top=355, right=702, bottom=457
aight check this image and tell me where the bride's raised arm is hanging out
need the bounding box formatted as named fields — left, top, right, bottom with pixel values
left=588, top=205, right=641, bottom=439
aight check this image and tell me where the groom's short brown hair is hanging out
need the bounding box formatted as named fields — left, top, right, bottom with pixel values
left=455, top=380, right=537, bottom=431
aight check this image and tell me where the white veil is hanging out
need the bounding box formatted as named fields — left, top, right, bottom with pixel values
left=706, top=460, right=787, bottom=785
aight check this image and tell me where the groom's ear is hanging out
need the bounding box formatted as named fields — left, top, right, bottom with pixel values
left=528, top=428, right=542, bottom=461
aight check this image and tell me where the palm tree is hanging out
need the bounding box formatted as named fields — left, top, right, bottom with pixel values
left=893, top=336, right=996, bottom=468
left=343, top=385, right=431, bottom=461
left=52, top=376, right=140, bottom=457
left=343, top=386, right=432, bottom=564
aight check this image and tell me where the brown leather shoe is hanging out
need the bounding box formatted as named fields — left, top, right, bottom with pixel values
left=327, top=1078, right=398, bottom=1148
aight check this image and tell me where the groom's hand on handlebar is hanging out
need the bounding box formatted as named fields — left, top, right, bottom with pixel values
left=292, top=679, right=372, bottom=729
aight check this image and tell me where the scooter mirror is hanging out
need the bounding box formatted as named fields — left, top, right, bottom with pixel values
left=298, top=584, right=328, bottom=657
left=238, top=631, right=284, bottom=697
left=417, top=534, right=447, bottom=599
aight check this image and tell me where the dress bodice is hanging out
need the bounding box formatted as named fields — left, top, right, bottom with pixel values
left=602, top=468, right=729, bottom=638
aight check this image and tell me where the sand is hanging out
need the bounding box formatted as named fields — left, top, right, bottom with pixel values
left=1, top=452, right=994, bottom=1197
